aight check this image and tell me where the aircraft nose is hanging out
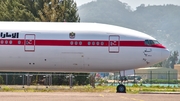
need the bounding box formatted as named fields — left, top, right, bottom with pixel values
left=161, top=49, right=170, bottom=60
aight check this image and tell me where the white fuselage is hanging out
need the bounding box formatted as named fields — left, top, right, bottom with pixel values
left=0, top=22, right=169, bottom=72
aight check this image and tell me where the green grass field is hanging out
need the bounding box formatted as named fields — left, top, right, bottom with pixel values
left=0, top=85, right=180, bottom=93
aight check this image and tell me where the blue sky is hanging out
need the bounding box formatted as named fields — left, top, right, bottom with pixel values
left=75, top=0, right=180, bottom=9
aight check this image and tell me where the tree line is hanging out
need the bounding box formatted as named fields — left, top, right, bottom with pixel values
left=0, top=0, right=80, bottom=22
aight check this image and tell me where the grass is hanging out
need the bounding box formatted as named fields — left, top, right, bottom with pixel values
left=0, top=85, right=179, bottom=93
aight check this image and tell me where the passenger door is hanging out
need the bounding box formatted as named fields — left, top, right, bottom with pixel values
left=108, top=35, right=120, bottom=53
left=24, top=34, right=36, bottom=52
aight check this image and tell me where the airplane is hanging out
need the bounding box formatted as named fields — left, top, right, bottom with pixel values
left=0, top=22, right=170, bottom=93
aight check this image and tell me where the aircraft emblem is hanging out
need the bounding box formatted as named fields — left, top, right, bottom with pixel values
left=69, top=32, right=75, bottom=39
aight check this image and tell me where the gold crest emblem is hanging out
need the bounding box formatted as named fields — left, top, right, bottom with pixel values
left=69, top=32, right=75, bottom=39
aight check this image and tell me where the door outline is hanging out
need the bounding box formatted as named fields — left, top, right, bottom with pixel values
left=24, top=34, right=36, bottom=52
left=108, top=35, right=120, bottom=53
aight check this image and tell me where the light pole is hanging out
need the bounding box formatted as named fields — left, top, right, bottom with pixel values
left=66, top=74, right=74, bottom=88
left=25, top=74, right=33, bottom=86
left=43, top=75, right=48, bottom=88
left=19, top=75, right=24, bottom=88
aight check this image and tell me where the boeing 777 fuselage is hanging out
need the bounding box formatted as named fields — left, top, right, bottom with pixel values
left=0, top=22, right=170, bottom=93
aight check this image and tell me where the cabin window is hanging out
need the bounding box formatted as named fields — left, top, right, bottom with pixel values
left=70, top=41, right=73, bottom=45
left=88, top=42, right=91, bottom=45
left=92, top=42, right=95, bottom=45
left=18, top=40, right=21, bottom=44
left=75, top=41, right=78, bottom=45
left=1, top=40, right=4, bottom=44
left=101, top=42, right=104, bottom=46
left=5, top=40, right=8, bottom=44
left=9, top=40, right=12, bottom=44
left=79, top=41, right=82, bottom=45
left=96, top=42, right=99, bottom=45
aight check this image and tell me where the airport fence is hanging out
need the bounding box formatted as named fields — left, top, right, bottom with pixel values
left=108, top=72, right=180, bottom=87
left=0, top=72, right=179, bottom=88
left=0, top=73, right=92, bottom=88
left=134, top=72, right=180, bottom=87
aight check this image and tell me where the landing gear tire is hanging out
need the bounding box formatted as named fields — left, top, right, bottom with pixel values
left=116, top=84, right=126, bottom=93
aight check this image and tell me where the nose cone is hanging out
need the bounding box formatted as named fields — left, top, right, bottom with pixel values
left=161, top=49, right=170, bottom=60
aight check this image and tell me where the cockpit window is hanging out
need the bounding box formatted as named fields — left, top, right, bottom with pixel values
left=149, top=40, right=154, bottom=45
left=145, top=40, right=160, bottom=46
left=153, top=40, right=160, bottom=44
left=145, top=40, right=150, bottom=45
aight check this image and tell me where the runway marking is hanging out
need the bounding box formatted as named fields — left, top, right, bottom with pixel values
left=120, top=96, right=144, bottom=101
left=98, top=94, right=104, bottom=97
left=131, top=98, right=138, bottom=100
left=131, top=98, right=144, bottom=101
left=121, top=96, right=129, bottom=99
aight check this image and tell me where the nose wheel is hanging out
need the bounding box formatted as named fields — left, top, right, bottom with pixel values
left=116, top=84, right=126, bottom=93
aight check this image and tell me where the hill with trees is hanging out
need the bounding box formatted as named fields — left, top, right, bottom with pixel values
left=78, top=0, right=180, bottom=52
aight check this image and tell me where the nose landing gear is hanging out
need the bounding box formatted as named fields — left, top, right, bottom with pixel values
left=116, top=71, right=126, bottom=93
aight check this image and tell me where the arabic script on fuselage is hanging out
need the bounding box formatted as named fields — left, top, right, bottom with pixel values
left=0, top=32, right=19, bottom=38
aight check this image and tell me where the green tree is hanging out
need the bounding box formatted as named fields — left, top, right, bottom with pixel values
left=0, top=0, right=39, bottom=21
left=38, top=0, right=80, bottom=22
left=152, top=62, right=163, bottom=67
left=17, top=0, right=44, bottom=18
left=162, top=51, right=179, bottom=69
left=0, top=76, right=4, bottom=84
left=73, top=73, right=89, bottom=85
left=0, top=0, right=80, bottom=22
left=169, top=51, right=179, bottom=69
